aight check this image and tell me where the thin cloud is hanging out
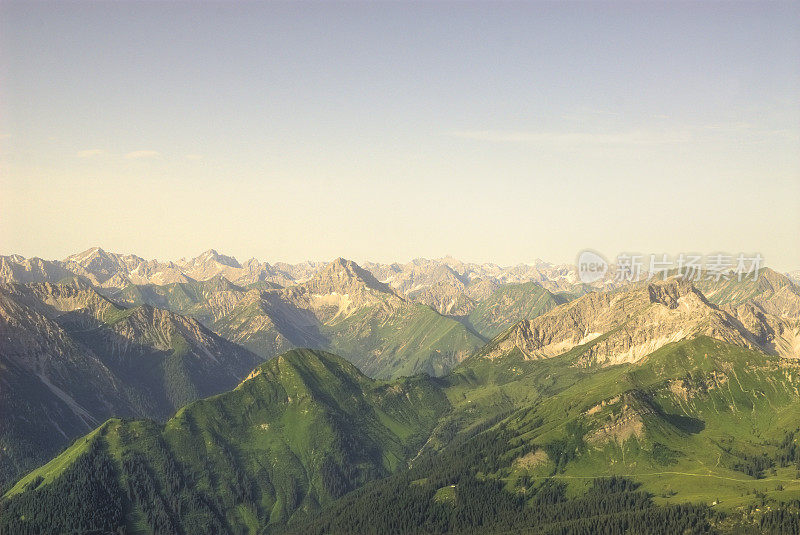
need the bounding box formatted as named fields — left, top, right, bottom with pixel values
left=124, top=150, right=161, bottom=159
left=185, top=154, right=203, bottom=160
left=76, top=149, right=106, bottom=158
left=560, top=108, right=621, bottom=122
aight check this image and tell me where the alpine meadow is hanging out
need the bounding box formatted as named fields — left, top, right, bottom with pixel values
left=1, top=1, right=799, bottom=534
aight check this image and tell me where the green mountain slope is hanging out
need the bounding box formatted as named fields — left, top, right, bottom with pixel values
left=321, top=298, right=483, bottom=378
left=466, top=281, right=568, bottom=338
left=290, top=337, right=800, bottom=534
left=3, top=337, right=800, bottom=534
left=5, top=276, right=800, bottom=534
left=0, top=349, right=450, bottom=534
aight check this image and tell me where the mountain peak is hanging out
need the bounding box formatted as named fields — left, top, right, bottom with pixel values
left=328, top=257, right=363, bottom=274
left=62, top=247, right=132, bottom=285
left=758, top=266, right=794, bottom=288
left=65, top=246, right=109, bottom=263
left=261, top=347, right=365, bottom=378
left=326, top=258, right=383, bottom=283
left=306, top=258, right=396, bottom=296
left=196, top=249, right=241, bottom=268
left=474, top=276, right=767, bottom=367
left=242, top=257, right=262, bottom=269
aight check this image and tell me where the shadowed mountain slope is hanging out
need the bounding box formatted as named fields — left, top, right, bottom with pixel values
left=0, top=280, right=262, bottom=490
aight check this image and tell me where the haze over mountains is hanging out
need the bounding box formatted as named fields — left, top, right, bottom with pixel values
left=0, top=247, right=583, bottom=298
left=0, top=248, right=595, bottom=379
left=1, top=248, right=800, bottom=533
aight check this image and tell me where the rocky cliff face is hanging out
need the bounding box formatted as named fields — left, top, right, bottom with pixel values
left=63, top=247, right=144, bottom=285
left=726, top=302, right=800, bottom=359
left=697, top=267, right=800, bottom=319
left=479, top=278, right=792, bottom=366
left=301, top=258, right=400, bottom=305
left=2, top=279, right=120, bottom=329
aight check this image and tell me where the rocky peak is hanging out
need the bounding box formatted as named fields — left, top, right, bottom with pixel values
left=65, top=247, right=113, bottom=266
left=758, top=267, right=795, bottom=290
left=196, top=249, right=241, bottom=268
left=479, top=278, right=765, bottom=365
left=242, top=258, right=263, bottom=270
left=307, top=258, right=394, bottom=295
left=0, top=279, right=122, bottom=330
left=0, top=256, right=74, bottom=285
left=63, top=247, right=132, bottom=284
left=432, top=264, right=466, bottom=285
left=646, top=279, right=705, bottom=309
left=328, top=257, right=361, bottom=275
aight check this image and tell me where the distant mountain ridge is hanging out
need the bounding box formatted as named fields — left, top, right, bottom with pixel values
left=4, top=251, right=799, bottom=383
left=0, top=248, right=586, bottom=302
left=5, top=248, right=797, bottom=319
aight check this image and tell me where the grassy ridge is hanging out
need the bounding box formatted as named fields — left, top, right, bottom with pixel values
left=3, top=338, right=800, bottom=533
left=1, top=349, right=450, bottom=533
left=289, top=337, right=800, bottom=533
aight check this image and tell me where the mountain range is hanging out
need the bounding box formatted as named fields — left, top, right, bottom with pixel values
left=1, top=249, right=800, bottom=533
left=1, top=248, right=585, bottom=309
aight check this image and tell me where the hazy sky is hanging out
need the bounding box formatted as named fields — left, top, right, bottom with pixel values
left=2, top=1, right=799, bottom=269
